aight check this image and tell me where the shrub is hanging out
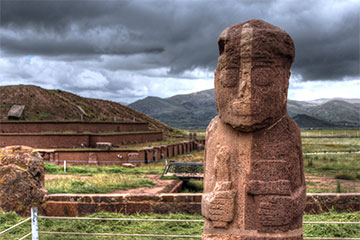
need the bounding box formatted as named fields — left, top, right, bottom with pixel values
left=336, top=181, right=342, bottom=193
left=44, top=162, right=62, bottom=174
left=335, top=173, right=356, bottom=181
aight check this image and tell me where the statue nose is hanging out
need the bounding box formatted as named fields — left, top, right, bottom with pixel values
left=238, top=69, right=251, bottom=98
left=238, top=79, right=247, bottom=98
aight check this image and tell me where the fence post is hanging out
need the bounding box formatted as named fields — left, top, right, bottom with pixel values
left=64, top=160, right=67, bottom=172
left=31, top=207, right=39, bottom=240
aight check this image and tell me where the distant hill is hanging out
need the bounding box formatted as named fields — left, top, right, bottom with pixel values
left=0, top=85, right=175, bottom=135
left=292, top=114, right=336, bottom=128
left=129, top=88, right=360, bottom=129
left=130, top=89, right=217, bottom=129
left=309, top=98, right=360, bottom=105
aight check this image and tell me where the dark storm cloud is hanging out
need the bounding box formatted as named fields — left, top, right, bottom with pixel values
left=1, top=35, right=164, bottom=56
left=0, top=0, right=359, bottom=82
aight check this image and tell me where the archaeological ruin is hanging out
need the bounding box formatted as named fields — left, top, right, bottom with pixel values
left=0, top=146, right=47, bottom=216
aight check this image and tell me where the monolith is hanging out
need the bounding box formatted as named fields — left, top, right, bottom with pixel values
left=202, top=19, right=306, bottom=240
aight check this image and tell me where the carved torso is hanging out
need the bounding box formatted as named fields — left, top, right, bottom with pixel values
left=202, top=115, right=305, bottom=237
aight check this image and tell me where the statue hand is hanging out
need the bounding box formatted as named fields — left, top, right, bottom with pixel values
left=257, top=195, right=293, bottom=226
left=208, top=191, right=235, bottom=223
left=202, top=189, right=235, bottom=228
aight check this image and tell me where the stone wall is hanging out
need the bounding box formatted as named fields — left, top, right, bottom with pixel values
left=44, top=193, right=360, bottom=217
left=0, top=121, right=149, bottom=133
left=39, top=140, right=204, bottom=165
left=0, top=131, right=163, bottom=148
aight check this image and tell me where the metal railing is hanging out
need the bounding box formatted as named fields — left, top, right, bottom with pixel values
left=1, top=207, right=359, bottom=239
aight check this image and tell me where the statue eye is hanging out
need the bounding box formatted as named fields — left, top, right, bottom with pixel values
left=218, top=39, right=226, bottom=55
left=221, top=69, right=239, bottom=88
left=252, top=67, right=275, bottom=86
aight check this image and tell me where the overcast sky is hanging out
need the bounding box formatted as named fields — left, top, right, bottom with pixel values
left=0, top=0, right=359, bottom=104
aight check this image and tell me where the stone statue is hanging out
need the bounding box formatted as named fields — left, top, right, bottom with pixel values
left=202, top=19, right=306, bottom=240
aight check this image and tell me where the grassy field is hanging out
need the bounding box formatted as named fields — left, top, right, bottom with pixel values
left=45, top=162, right=163, bottom=194
left=45, top=151, right=204, bottom=194
left=302, top=137, right=360, bottom=153
left=302, top=134, right=360, bottom=193
left=44, top=131, right=359, bottom=194
left=1, top=211, right=359, bottom=239
left=301, top=129, right=360, bottom=137
left=46, top=174, right=154, bottom=194
left=300, top=130, right=360, bottom=193
left=304, top=154, right=360, bottom=175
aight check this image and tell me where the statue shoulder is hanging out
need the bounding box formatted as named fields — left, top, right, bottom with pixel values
left=285, top=114, right=302, bottom=140
left=206, top=116, right=220, bottom=140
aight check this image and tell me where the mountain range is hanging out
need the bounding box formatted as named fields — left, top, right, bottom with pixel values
left=129, top=89, right=360, bottom=129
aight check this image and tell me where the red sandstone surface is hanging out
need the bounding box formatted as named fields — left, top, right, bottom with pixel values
left=203, top=20, right=305, bottom=239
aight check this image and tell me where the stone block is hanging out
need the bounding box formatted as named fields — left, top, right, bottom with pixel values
left=7, top=105, right=25, bottom=120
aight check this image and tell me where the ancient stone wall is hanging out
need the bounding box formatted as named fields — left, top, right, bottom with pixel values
left=88, top=131, right=163, bottom=147
left=0, top=131, right=163, bottom=148
left=0, top=133, right=90, bottom=148
left=38, top=140, right=203, bottom=165
left=0, top=121, right=149, bottom=133
left=43, top=193, right=360, bottom=217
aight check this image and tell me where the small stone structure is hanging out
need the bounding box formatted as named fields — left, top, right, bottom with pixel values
left=202, top=20, right=306, bottom=239
left=0, top=146, right=47, bottom=216
left=7, top=105, right=25, bottom=120
left=96, top=142, right=112, bottom=150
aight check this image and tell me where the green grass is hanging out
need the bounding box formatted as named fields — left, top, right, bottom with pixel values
left=45, top=162, right=164, bottom=175
left=304, top=153, right=360, bottom=193
left=306, top=185, right=359, bottom=193
left=45, top=162, right=168, bottom=194
left=302, top=137, right=360, bottom=153
left=303, top=210, right=360, bottom=238
left=1, top=211, right=359, bottom=239
left=304, top=154, right=360, bottom=174
left=301, top=129, right=360, bottom=137
left=46, top=174, right=154, bottom=194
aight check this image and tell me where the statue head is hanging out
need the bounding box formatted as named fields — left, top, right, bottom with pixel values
left=215, top=19, right=295, bottom=132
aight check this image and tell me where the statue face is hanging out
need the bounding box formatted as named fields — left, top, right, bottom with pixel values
left=215, top=24, right=290, bottom=131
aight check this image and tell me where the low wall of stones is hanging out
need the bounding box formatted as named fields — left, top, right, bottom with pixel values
left=44, top=193, right=360, bottom=216
left=40, top=140, right=204, bottom=165
left=0, top=131, right=163, bottom=148
left=0, top=121, right=149, bottom=133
